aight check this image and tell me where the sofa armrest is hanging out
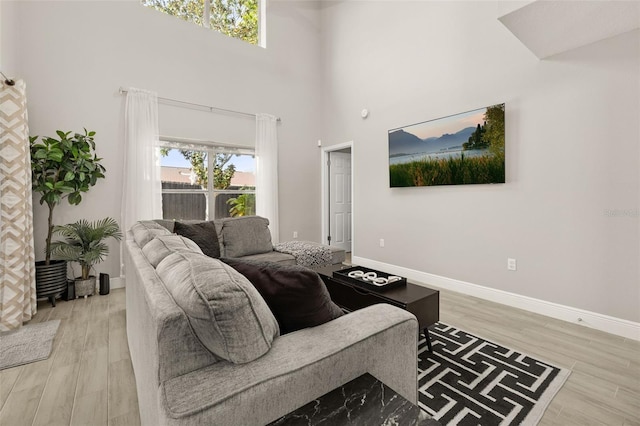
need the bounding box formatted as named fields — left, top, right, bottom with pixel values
left=161, top=304, right=418, bottom=425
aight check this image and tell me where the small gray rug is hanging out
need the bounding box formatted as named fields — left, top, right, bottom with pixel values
left=0, top=320, right=60, bottom=370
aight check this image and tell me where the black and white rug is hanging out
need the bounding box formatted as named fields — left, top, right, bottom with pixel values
left=418, top=323, right=570, bottom=425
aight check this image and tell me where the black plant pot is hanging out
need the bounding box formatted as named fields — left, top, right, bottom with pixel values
left=35, top=260, right=68, bottom=307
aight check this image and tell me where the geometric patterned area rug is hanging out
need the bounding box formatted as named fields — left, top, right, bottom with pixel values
left=0, top=320, right=60, bottom=370
left=418, top=323, right=570, bottom=426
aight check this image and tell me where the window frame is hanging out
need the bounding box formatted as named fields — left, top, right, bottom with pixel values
left=159, top=137, right=256, bottom=221
left=142, top=0, right=264, bottom=47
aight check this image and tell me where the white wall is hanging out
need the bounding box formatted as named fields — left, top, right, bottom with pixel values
left=3, top=0, right=638, bottom=325
left=320, top=1, right=640, bottom=323
left=1, top=0, right=324, bottom=280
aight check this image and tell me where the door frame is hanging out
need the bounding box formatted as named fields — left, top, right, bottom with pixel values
left=321, top=141, right=354, bottom=255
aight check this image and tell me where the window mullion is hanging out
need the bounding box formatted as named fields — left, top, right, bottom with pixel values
left=162, top=189, right=207, bottom=194
left=259, top=0, right=266, bottom=47
left=203, top=0, right=211, bottom=28
left=207, top=149, right=215, bottom=219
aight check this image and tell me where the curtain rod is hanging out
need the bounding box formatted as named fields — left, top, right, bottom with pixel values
left=160, top=135, right=255, bottom=152
left=1, top=71, right=15, bottom=86
left=118, top=87, right=280, bottom=122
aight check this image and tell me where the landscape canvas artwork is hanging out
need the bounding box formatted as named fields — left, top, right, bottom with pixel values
left=389, top=103, right=505, bottom=187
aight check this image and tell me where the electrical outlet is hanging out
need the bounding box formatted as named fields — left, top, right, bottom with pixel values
left=507, top=258, right=517, bottom=271
left=379, top=239, right=385, bottom=248
left=293, top=231, right=298, bottom=239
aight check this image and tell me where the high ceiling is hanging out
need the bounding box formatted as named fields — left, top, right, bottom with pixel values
left=499, top=0, right=640, bottom=59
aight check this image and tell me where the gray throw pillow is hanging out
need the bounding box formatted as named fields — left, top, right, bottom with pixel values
left=131, top=221, right=172, bottom=248
left=174, top=221, right=221, bottom=259
left=142, top=235, right=203, bottom=268
left=156, top=252, right=279, bottom=364
left=221, top=216, right=273, bottom=258
left=221, top=258, right=344, bottom=334
left=154, top=219, right=176, bottom=232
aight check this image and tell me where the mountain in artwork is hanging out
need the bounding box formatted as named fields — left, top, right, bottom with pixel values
left=389, top=126, right=475, bottom=156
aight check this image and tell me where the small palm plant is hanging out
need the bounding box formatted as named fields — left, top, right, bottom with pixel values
left=50, top=217, right=123, bottom=280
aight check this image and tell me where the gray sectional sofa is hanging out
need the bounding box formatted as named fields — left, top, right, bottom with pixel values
left=154, top=215, right=346, bottom=266
left=125, top=219, right=419, bottom=425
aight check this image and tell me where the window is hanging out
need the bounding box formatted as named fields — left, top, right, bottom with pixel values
left=159, top=141, right=256, bottom=221
left=142, top=0, right=262, bottom=46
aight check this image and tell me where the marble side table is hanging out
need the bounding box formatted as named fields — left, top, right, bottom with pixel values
left=268, top=373, right=440, bottom=426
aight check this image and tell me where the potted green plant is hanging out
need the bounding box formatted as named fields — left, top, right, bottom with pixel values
left=227, top=190, right=255, bottom=217
left=50, top=217, right=122, bottom=297
left=30, top=129, right=106, bottom=304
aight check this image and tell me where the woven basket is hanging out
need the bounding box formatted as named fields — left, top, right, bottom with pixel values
left=74, top=277, right=96, bottom=298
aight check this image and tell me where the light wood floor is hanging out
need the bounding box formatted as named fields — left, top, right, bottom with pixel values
left=0, top=289, right=140, bottom=426
left=439, top=290, right=640, bottom=426
left=1, top=286, right=638, bottom=425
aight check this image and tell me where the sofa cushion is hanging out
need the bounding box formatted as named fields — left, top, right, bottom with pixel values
left=221, top=216, right=273, bottom=258
left=155, top=219, right=225, bottom=255
left=156, top=252, right=279, bottom=363
left=142, top=235, right=203, bottom=268
left=221, top=258, right=344, bottom=334
left=154, top=219, right=176, bottom=232
left=174, top=221, right=221, bottom=259
left=131, top=221, right=172, bottom=248
left=240, top=251, right=296, bottom=265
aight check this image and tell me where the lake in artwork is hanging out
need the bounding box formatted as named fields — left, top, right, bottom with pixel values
left=388, top=103, right=505, bottom=187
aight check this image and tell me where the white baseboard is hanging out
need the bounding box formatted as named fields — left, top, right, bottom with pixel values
left=352, top=256, right=640, bottom=342
left=111, top=276, right=125, bottom=289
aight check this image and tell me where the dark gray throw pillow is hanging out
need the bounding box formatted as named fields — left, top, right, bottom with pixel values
left=174, top=221, right=221, bottom=259
left=221, top=258, right=344, bottom=334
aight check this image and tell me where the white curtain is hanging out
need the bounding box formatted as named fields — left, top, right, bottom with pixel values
left=255, top=113, right=279, bottom=244
left=0, top=79, right=37, bottom=331
left=121, top=88, right=162, bottom=238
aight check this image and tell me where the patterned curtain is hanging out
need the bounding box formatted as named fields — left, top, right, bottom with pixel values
left=0, top=79, right=37, bottom=331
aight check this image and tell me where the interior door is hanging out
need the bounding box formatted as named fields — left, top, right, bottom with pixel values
left=328, top=151, right=352, bottom=252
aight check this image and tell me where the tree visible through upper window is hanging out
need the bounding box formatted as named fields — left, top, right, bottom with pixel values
left=142, top=0, right=259, bottom=45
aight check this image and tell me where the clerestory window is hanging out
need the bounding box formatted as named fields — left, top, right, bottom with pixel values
left=142, top=0, right=263, bottom=46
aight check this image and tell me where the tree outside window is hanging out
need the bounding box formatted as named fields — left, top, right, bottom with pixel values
left=160, top=146, right=255, bottom=220
left=142, top=0, right=259, bottom=45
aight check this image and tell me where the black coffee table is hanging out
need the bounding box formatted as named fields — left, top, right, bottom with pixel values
left=315, top=264, right=440, bottom=351
left=268, top=373, right=439, bottom=426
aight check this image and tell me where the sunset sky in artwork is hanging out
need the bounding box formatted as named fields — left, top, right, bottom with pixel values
left=399, top=108, right=486, bottom=140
